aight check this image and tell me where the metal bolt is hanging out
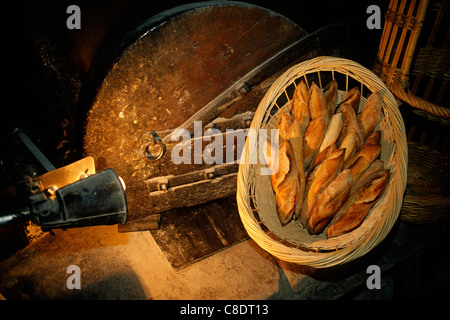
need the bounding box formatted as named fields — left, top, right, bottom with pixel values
left=205, top=169, right=218, bottom=180
left=47, top=185, right=58, bottom=196
left=157, top=179, right=170, bottom=191
left=238, top=82, right=250, bottom=96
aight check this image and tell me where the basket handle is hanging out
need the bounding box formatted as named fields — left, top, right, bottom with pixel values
left=391, top=77, right=450, bottom=119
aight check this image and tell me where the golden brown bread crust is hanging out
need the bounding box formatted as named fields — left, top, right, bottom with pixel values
left=296, top=144, right=336, bottom=220
left=359, top=91, right=383, bottom=140
left=344, top=131, right=382, bottom=185
left=307, top=169, right=352, bottom=234
left=275, top=164, right=299, bottom=226
left=308, top=82, right=329, bottom=120
left=347, top=144, right=381, bottom=185
left=302, top=82, right=330, bottom=168
left=327, top=169, right=390, bottom=238
left=270, top=137, right=300, bottom=226
left=351, top=159, right=384, bottom=192
left=287, top=121, right=305, bottom=217
left=291, top=80, right=310, bottom=134
left=277, top=110, right=293, bottom=140
left=300, top=148, right=345, bottom=228
left=344, top=130, right=381, bottom=169
left=268, top=139, right=286, bottom=192
left=336, top=103, right=364, bottom=161
left=266, top=113, right=306, bottom=226
left=309, top=143, right=337, bottom=174
left=303, top=117, right=328, bottom=169
left=319, top=113, right=343, bottom=153
left=324, top=79, right=338, bottom=116
left=337, top=87, right=360, bottom=113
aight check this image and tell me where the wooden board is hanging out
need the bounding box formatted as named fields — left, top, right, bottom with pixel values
left=82, top=2, right=308, bottom=221
left=149, top=196, right=248, bottom=270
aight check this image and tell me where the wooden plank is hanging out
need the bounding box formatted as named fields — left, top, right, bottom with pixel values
left=144, top=163, right=238, bottom=192
left=160, top=31, right=322, bottom=143
left=83, top=4, right=308, bottom=222
left=149, top=196, right=249, bottom=270
left=143, top=172, right=237, bottom=216
left=118, top=214, right=161, bottom=232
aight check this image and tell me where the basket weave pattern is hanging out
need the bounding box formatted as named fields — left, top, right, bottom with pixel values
left=400, top=141, right=450, bottom=223
left=237, top=57, right=408, bottom=267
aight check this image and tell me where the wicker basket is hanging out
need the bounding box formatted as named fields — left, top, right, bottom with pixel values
left=400, top=141, right=450, bottom=223
left=236, top=56, right=408, bottom=268
left=373, top=0, right=450, bottom=121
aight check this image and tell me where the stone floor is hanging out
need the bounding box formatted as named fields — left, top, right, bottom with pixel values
left=1, top=218, right=447, bottom=300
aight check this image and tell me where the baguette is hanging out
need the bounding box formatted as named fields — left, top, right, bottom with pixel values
left=291, top=80, right=310, bottom=134
left=308, top=82, right=329, bottom=120
left=344, top=131, right=382, bottom=184
left=351, top=159, right=384, bottom=193
left=268, top=137, right=300, bottom=226
left=307, top=169, right=352, bottom=234
left=309, top=143, right=337, bottom=174
left=337, top=87, right=360, bottom=113
left=303, top=117, right=328, bottom=169
left=347, top=144, right=381, bottom=186
left=344, top=130, right=381, bottom=169
left=296, top=144, right=337, bottom=221
left=327, top=169, right=390, bottom=238
left=319, top=113, right=343, bottom=152
left=359, top=91, right=383, bottom=140
left=277, top=110, right=293, bottom=140
left=302, top=82, right=330, bottom=168
left=287, top=121, right=305, bottom=217
left=324, top=79, right=338, bottom=116
left=265, top=139, right=284, bottom=191
left=336, top=103, right=364, bottom=161
left=300, top=148, right=345, bottom=228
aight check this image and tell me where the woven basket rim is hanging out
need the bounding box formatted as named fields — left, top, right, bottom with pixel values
left=236, top=56, right=408, bottom=268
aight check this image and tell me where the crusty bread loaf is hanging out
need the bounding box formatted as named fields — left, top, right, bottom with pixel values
left=291, top=80, right=310, bottom=134
left=268, top=137, right=300, bottom=226
left=308, top=82, right=329, bottom=120
left=319, top=113, right=343, bottom=153
left=337, top=103, right=364, bottom=161
left=309, top=143, right=337, bottom=174
left=359, top=91, right=383, bottom=140
left=277, top=110, right=293, bottom=140
left=327, top=169, right=390, bottom=238
left=324, top=79, right=338, bottom=116
left=307, top=169, right=352, bottom=234
left=300, top=148, right=345, bottom=228
left=302, top=82, right=330, bottom=168
left=347, top=144, right=381, bottom=186
left=303, top=117, right=328, bottom=169
left=287, top=121, right=305, bottom=217
left=344, top=130, right=381, bottom=169
left=266, top=139, right=284, bottom=192
left=337, top=87, right=360, bottom=113
left=351, top=159, right=384, bottom=193
left=344, top=131, right=381, bottom=185
left=296, top=144, right=336, bottom=220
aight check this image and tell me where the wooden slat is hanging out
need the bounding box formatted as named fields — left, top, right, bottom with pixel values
left=149, top=196, right=248, bottom=269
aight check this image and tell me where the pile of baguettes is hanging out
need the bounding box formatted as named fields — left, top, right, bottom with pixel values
left=265, top=79, right=390, bottom=238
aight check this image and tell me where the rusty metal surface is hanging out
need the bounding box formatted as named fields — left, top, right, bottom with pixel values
left=83, top=2, right=308, bottom=220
